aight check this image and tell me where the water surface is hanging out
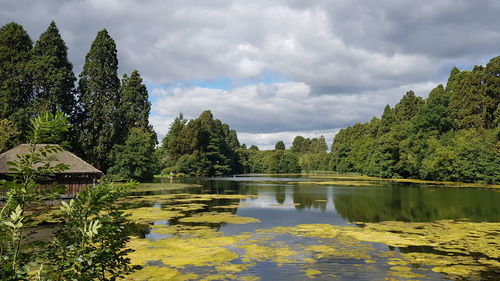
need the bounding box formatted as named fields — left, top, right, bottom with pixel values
left=129, top=175, right=500, bottom=280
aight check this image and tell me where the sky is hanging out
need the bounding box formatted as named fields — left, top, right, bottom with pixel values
left=2, top=0, right=499, bottom=149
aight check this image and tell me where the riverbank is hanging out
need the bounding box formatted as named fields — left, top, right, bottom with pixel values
left=249, top=173, right=500, bottom=189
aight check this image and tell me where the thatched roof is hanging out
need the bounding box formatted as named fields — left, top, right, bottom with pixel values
left=0, top=144, right=103, bottom=175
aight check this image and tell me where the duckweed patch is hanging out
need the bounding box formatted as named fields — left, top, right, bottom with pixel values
left=127, top=235, right=244, bottom=267
left=124, top=207, right=184, bottom=223
left=239, top=244, right=299, bottom=264
left=152, top=225, right=219, bottom=238
left=125, top=220, right=500, bottom=280
left=124, top=266, right=198, bottom=281
left=120, top=187, right=499, bottom=280
left=179, top=212, right=261, bottom=224
left=131, top=183, right=201, bottom=193
left=166, top=203, right=207, bottom=211
left=304, top=269, right=321, bottom=279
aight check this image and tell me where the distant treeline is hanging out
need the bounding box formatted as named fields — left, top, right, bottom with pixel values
left=0, top=21, right=157, bottom=181
left=156, top=116, right=332, bottom=176
left=157, top=111, right=242, bottom=176
left=329, top=57, right=499, bottom=184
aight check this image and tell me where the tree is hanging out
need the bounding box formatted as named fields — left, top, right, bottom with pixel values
left=413, top=85, right=452, bottom=134
left=108, top=127, right=157, bottom=181
left=30, top=21, right=76, bottom=117
left=0, top=119, right=20, bottom=153
left=76, top=29, right=120, bottom=170
left=378, top=105, right=395, bottom=135
left=275, top=140, right=285, bottom=150
left=291, top=136, right=307, bottom=152
left=309, top=136, right=327, bottom=153
left=394, top=91, right=424, bottom=122
left=162, top=111, right=242, bottom=176
left=116, top=70, right=154, bottom=143
left=249, top=145, right=259, bottom=151
left=328, top=57, right=500, bottom=183
left=0, top=22, right=33, bottom=132
left=449, top=65, right=496, bottom=129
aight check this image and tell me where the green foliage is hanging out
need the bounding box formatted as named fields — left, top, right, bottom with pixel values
left=291, top=136, right=327, bottom=153
left=116, top=70, right=154, bottom=144
left=0, top=112, right=137, bottom=280
left=275, top=140, right=285, bottom=150
left=244, top=150, right=301, bottom=174
left=108, top=127, right=157, bottom=181
left=1, top=21, right=157, bottom=176
left=76, top=29, right=120, bottom=171
left=330, top=56, right=500, bottom=184
left=0, top=112, right=70, bottom=279
left=249, top=145, right=259, bottom=151
left=0, top=22, right=33, bottom=133
left=42, top=182, right=139, bottom=280
left=449, top=65, right=497, bottom=129
left=161, top=111, right=242, bottom=176
left=30, top=21, right=76, bottom=117
left=0, top=119, right=20, bottom=153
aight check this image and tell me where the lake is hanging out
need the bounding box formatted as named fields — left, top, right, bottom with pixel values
left=124, top=175, right=500, bottom=280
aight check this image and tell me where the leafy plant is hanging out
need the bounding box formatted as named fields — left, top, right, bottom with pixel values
left=0, top=112, right=138, bottom=280
left=42, top=182, right=139, bottom=280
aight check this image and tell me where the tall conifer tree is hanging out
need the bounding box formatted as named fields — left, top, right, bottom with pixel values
left=77, top=29, right=120, bottom=170
left=117, top=70, right=153, bottom=143
left=0, top=22, right=33, bottom=131
left=30, top=21, right=76, bottom=116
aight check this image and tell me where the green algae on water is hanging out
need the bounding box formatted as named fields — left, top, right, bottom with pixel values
left=304, top=269, right=321, bottom=279
left=124, top=207, right=184, bottom=223
left=124, top=266, right=198, bottom=281
left=179, top=212, right=261, bottom=224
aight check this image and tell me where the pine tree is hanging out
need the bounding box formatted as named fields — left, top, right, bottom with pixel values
left=77, top=29, right=120, bottom=170
left=30, top=21, right=76, bottom=117
left=108, top=126, right=157, bottom=181
left=394, top=91, right=425, bottom=122
left=117, top=70, right=153, bottom=143
left=162, top=113, right=187, bottom=162
left=0, top=22, right=33, bottom=131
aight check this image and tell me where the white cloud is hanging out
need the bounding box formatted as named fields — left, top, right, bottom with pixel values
left=150, top=80, right=437, bottom=147
left=238, top=129, right=340, bottom=151
left=2, top=0, right=498, bottom=90
left=1, top=0, right=498, bottom=144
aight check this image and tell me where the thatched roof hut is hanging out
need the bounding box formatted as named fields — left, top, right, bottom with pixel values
left=0, top=144, right=103, bottom=198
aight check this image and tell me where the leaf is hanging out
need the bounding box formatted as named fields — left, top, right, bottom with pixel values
left=3, top=221, right=16, bottom=228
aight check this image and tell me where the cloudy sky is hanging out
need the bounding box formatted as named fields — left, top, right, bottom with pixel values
left=2, top=0, right=499, bottom=149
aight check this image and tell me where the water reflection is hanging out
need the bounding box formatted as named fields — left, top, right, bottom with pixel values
left=195, top=177, right=500, bottom=223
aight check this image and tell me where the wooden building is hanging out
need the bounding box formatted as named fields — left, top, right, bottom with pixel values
left=0, top=144, right=103, bottom=198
